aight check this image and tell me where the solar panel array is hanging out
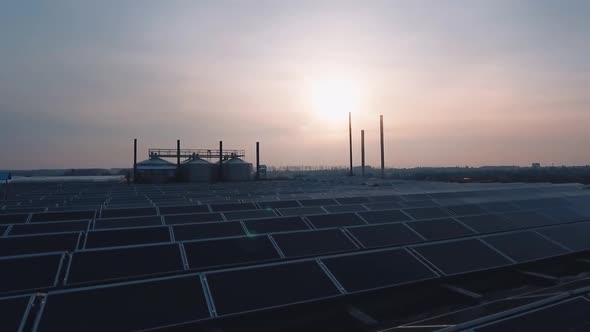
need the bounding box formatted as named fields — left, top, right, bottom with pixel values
left=1, top=180, right=590, bottom=331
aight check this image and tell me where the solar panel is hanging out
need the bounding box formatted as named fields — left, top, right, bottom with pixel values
left=297, top=198, right=338, bottom=206
left=538, top=207, right=586, bottom=223
left=30, top=210, right=95, bottom=223
left=456, top=214, right=516, bottom=233
left=402, top=207, right=452, bottom=220
left=184, top=236, right=280, bottom=270
left=210, top=202, right=258, bottom=212
left=306, top=213, right=366, bottom=229
left=445, top=204, right=488, bottom=216
left=499, top=211, right=557, bottom=228
left=206, top=261, right=340, bottom=316
left=413, top=239, right=512, bottom=275
left=321, top=249, right=438, bottom=293
left=474, top=297, right=590, bottom=331
left=272, top=229, right=357, bottom=257
left=364, top=202, right=406, bottom=210
left=0, top=225, right=6, bottom=236
left=94, top=216, right=162, bottom=229
left=8, top=220, right=90, bottom=236
left=401, top=200, right=440, bottom=208
left=243, top=216, right=309, bottom=234
left=513, top=198, right=570, bottom=210
left=358, top=210, right=412, bottom=224
left=0, top=232, right=81, bottom=257
left=479, top=201, right=521, bottom=213
left=0, top=295, right=32, bottom=332
left=278, top=206, right=326, bottom=217
left=0, top=253, right=64, bottom=294
left=85, top=226, right=171, bottom=249
left=323, top=204, right=367, bottom=213
left=223, top=209, right=277, bottom=221
left=406, top=218, right=475, bottom=241
left=0, top=213, right=29, bottom=225
left=369, top=195, right=404, bottom=202
left=537, top=223, right=590, bottom=251
left=335, top=197, right=371, bottom=205
left=100, top=207, right=157, bottom=219
left=257, top=200, right=301, bottom=209
left=401, top=194, right=432, bottom=201
left=347, top=223, right=424, bottom=248
left=158, top=205, right=210, bottom=215
left=67, top=243, right=184, bottom=285
left=482, top=231, right=568, bottom=263
left=172, top=222, right=245, bottom=241
left=164, top=212, right=224, bottom=225
left=37, top=274, right=210, bottom=331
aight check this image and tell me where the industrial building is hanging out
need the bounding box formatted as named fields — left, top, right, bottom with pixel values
left=133, top=139, right=255, bottom=183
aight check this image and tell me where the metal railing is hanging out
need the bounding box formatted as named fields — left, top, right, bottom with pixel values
left=148, top=148, right=245, bottom=159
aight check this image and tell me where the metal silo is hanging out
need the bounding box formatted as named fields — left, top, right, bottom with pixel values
left=180, top=154, right=216, bottom=182
left=222, top=155, right=253, bottom=181
left=135, top=154, right=177, bottom=183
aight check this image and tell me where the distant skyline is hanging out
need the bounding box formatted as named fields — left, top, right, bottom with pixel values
left=1, top=0, right=589, bottom=169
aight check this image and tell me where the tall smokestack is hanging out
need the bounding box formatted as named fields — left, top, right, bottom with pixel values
left=176, top=139, right=181, bottom=167
left=349, top=112, right=353, bottom=176
left=361, top=130, right=365, bottom=176
left=219, top=140, right=223, bottom=180
left=256, top=141, right=260, bottom=180
left=380, top=115, right=385, bottom=179
left=133, top=139, right=137, bottom=181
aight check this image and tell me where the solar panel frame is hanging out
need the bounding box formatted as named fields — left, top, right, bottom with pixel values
left=0, top=252, right=65, bottom=295
left=158, top=205, right=210, bottom=215
left=172, top=221, right=246, bottom=241
left=406, top=218, right=476, bottom=241
left=100, top=207, right=157, bottom=219
left=271, top=229, right=358, bottom=258
left=94, top=216, right=163, bottom=230
left=481, top=231, right=569, bottom=263
left=164, top=212, right=224, bottom=225
left=8, top=220, right=90, bottom=236
left=0, top=294, right=34, bottom=332
left=345, top=223, right=425, bottom=248
left=456, top=214, right=517, bottom=234
left=222, top=209, right=277, bottom=221
left=0, top=213, right=29, bottom=225
left=297, top=198, right=338, bottom=206
left=30, top=210, right=96, bottom=223
left=243, top=216, right=310, bottom=234
left=84, top=226, right=171, bottom=249
left=402, top=207, right=452, bottom=220
left=210, top=202, right=258, bottom=212
left=277, top=206, right=327, bottom=217
left=0, top=232, right=81, bottom=257
left=358, top=209, right=412, bottom=224
left=306, top=213, right=367, bottom=229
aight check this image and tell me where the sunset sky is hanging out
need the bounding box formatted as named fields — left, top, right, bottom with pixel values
left=1, top=0, right=589, bottom=169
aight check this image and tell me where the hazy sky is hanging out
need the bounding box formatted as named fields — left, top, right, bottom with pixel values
left=1, top=0, right=589, bottom=169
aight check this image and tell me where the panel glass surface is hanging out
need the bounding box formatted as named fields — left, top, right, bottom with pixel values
left=85, top=227, right=170, bottom=249
left=272, top=229, right=357, bottom=257
left=172, top=222, right=245, bottom=241
left=347, top=223, right=424, bottom=248
left=306, top=213, right=366, bottom=229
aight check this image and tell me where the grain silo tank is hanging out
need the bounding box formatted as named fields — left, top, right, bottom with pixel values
left=180, top=154, right=216, bottom=182
left=222, top=155, right=253, bottom=181
left=135, top=154, right=177, bottom=183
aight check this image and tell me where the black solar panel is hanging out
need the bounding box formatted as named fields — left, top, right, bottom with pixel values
left=184, top=236, right=280, bottom=270
left=67, top=243, right=184, bottom=285
left=480, top=201, right=521, bottom=213
left=539, top=207, right=586, bottom=223
left=0, top=295, right=32, bottom=332
left=538, top=223, right=590, bottom=251
left=500, top=211, right=557, bottom=228
left=172, top=222, right=245, bottom=241
left=8, top=220, right=89, bottom=236
left=306, top=213, right=366, bottom=229
left=401, top=194, right=432, bottom=201
left=402, top=207, right=452, bottom=220
left=30, top=210, right=95, bottom=223
left=413, top=239, right=512, bottom=275
left=243, top=216, right=309, bottom=234
left=85, top=226, right=171, bottom=249
left=164, top=212, right=224, bottom=225
left=364, top=202, right=406, bottom=210
left=94, top=216, right=162, bottom=229
left=0, top=213, right=29, bottom=225
left=322, top=249, right=437, bottom=292
left=346, top=223, right=424, bottom=248
left=258, top=200, right=301, bottom=209
left=158, top=205, right=210, bottom=215
left=278, top=206, right=326, bottom=216
left=474, top=297, right=590, bottom=332
left=406, top=218, right=475, bottom=240
left=223, top=209, right=277, bottom=221
left=101, top=207, right=157, bottom=219
left=0, top=232, right=81, bottom=257
left=370, top=195, right=404, bottom=202
left=358, top=210, right=412, bottom=224
left=445, top=204, right=487, bottom=216
left=335, top=197, right=371, bottom=205
left=0, top=225, right=6, bottom=236
left=402, top=200, right=440, bottom=208
left=210, top=202, right=257, bottom=212
left=37, top=275, right=210, bottom=331
left=456, top=214, right=516, bottom=233
left=482, top=231, right=568, bottom=263
left=206, top=261, right=340, bottom=316
left=0, top=253, right=63, bottom=294
left=272, top=229, right=357, bottom=257
left=297, top=198, right=338, bottom=206
left=323, top=204, right=367, bottom=213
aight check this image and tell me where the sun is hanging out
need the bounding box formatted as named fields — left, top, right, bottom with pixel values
left=307, top=78, right=362, bottom=121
